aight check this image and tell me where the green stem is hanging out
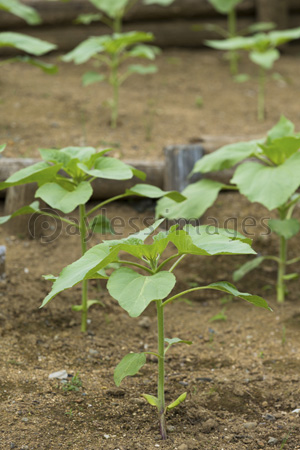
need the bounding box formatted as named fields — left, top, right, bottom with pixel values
left=277, top=235, right=287, bottom=303
left=116, top=260, right=153, bottom=274
left=287, top=256, right=300, bottom=265
left=156, top=300, right=167, bottom=440
left=41, top=211, right=80, bottom=228
left=156, top=254, right=180, bottom=272
left=163, top=286, right=205, bottom=308
left=86, top=193, right=130, bottom=217
left=258, top=66, right=266, bottom=121
left=110, top=56, right=120, bottom=128
left=169, top=254, right=186, bottom=273
left=79, top=204, right=88, bottom=332
left=228, top=8, right=238, bottom=75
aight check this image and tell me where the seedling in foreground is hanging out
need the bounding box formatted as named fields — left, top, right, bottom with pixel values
left=62, top=31, right=159, bottom=128
left=157, top=116, right=300, bottom=303
left=41, top=220, right=270, bottom=439
left=0, top=0, right=57, bottom=74
left=206, top=27, right=300, bottom=119
left=0, top=146, right=184, bottom=331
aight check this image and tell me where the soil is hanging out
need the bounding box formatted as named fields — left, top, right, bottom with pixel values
left=0, top=48, right=300, bottom=450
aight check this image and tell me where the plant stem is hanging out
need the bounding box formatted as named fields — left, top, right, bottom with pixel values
left=258, top=66, right=266, bottom=121
left=277, top=235, right=287, bottom=303
left=110, top=56, right=120, bottom=128
left=79, top=204, right=88, bottom=332
left=156, top=300, right=167, bottom=440
left=228, top=8, right=238, bottom=75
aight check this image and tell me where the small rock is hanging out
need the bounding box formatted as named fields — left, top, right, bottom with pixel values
left=196, top=377, right=213, bottom=383
left=268, top=437, right=278, bottom=445
left=263, top=413, right=276, bottom=421
left=106, top=388, right=125, bottom=397
left=257, top=441, right=265, bottom=448
left=292, top=408, right=300, bottom=413
left=103, top=434, right=110, bottom=439
left=48, top=369, right=68, bottom=380
left=68, top=319, right=77, bottom=327
left=243, top=421, right=257, bottom=430
left=262, top=401, right=268, bottom=407
left=88, top=349, right=99, bottom=356
left=130, top=397, right=144, bottom=405
left=166, top=425, right=176, bottom=432
left=178, top=381, right=189, bottom=387
left=201, top=418, right=217, bottom=433
left=21, top=418, right=29, bottom=423
left=10, top=444, right=16, bottom=449
left=138, top=316, right=151, bottom=329
left=21, top=446, right=29, bottom=450
left=177, top=445, right=188, bottom=450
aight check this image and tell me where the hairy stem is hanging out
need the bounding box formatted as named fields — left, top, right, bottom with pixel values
left=277, top=235, right=287, bottom=303
left=157, top=300, right=167, bottom=440
left=258, top=66, right=266, bottom=121
left=79, top=204, right=88, bottom=332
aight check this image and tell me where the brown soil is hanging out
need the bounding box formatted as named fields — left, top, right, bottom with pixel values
left=0, top=48, right=300, bottom=450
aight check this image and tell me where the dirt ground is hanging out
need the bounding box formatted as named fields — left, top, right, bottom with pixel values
left=0, top=48, right=300, bottom=450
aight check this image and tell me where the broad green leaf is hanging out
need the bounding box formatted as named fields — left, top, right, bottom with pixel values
left=143, top=0, right=175, bottom=5
left=43, top=274, right=57, bottom=282
left=128, top=44, right=160, bottom=60
left=78, top=157, right=134, bottom=180
left=247, top=22, right=276, bottom=33
left=126, top=184, right=186, bottom=202
left=269, top=219, right=300, bottom=240
left=0, top=0, right=41, bottom=25
left=156, top=179, right=224, bottom=220
left=114, top=353, right=146, bottom=387
left=0, top=32, right=56, bottom=55
left=166, top=392, right=187, bottom=411
left=90, top=214, right=115, bottom=234
left=0, top=201, right=40, bottom=225
left=164, top=337, right=192, bottom=346
left=13, top=56, right=58, bottom=74
left=82, top=71, right=106, bottom=86
left=206, top=36, right=255, bottom=51
left=142, top=394, right=159, bottom=407
left=62, top=36, right=107, bottom=64
left=40, top=146, right=106, bottom=168
left=107, top=267, right=176, bottom=317
left=75, top=13, right=103, bottom=25
left=231, top=152, right=300, bottom=210
left=41, top=243, right=114, bottom=307
left=127, top=64, right=158, bottom=75
left=103, top=32, right=155, bottom=54
left=259, top=137, right=300, bottom=165
left=191, top=141, right=258, bottom=174
left=0, top=162, right=61, bottom=190
left=249, top=48, right=279, bottom=69
left=269, top=27, right=300, bottom=46
left=233, top=256, right=266, bottom=282
left=36, top=182, right=93, bottom=214
left=89, top=0, right=128, bottom=18
left=267, top=116, right=295, bottom=143
left=0, top=144, right=6, bottom=153
left=203, top=281, right=271, bottom=310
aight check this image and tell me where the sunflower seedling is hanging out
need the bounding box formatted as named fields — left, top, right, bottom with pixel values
left=0, top=146, right=184, bottom=331
left=206, top=27, right=300, bottom=119
left=41, top=220, right=270, bottom=438
left=158, top=116, right=300, bottom=303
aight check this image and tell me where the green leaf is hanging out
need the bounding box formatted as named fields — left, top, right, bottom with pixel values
left=0, top=201, right=40, bottom=225
left=156, top=179, right=224, bottom=220
left=269, top=27, right=300, bottom=46
left=166, top=392, right=187, bottom=411
left=62, top=36, right=107, bottom=64
left=231, top=152, right=300, bottom=210
left=82, top=71, right=106, bottom=86
left=206, top=36, right=254, bottom=51
left=107, top=268, right=176, bottom=317
left=0, top=32, right=56, bottom=55
left=164, top=337, right=192, bottom=346
left=89, top=0, right=128, bottom=19
left=247, top=22, right=276, bottom=33
left=43, top=274, right=57, bottom=282
left=249, top=48, right=279, bottom=70
left=0, top=144, right=6, bottom=153
left=126, top=184, right=186, bottom=202
left=143, top=0, right=175, bottom=5
left=78, top=157, right=134, bottom=180
left=71, top=299, right=104, bottom=311
left=128, top=44, right=160, bottom=60
left=269, top=219, right=300, bottom=240
left=0, top=161, right=61, bottom=190
left=0, top=0, right=41, bottom=25
left=127, top=64, right=158, bottom=75
left=90, top=214, right=115, bottom=234
left=114, top=353, right=146, bottom=387
left=267, top=116, right=295, bottom=143
left=191, top=141, right=258, bottom=174
left=75, top=13, right=103, bottom=25
left=36, top=182, right=93, bottom=214
left=142, top=394, right=159, bottom=407
left=203, top=281, right=271, bottom=310
left=233, top=256, right=266, bottom=282
left=259, top=137, right=300, bottom=165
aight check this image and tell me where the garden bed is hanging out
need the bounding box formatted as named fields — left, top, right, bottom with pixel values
left=0, top=48, right=300, bottom=449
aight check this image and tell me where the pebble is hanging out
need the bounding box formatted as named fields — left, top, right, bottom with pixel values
left=21, top=446, right=29, bottom=450
left=10, top=444, right=16, bottom=449
left=166, top=425, right=176, bottom=432
left=106, top=388, right=125, bottom=397
left=88, top=349, right=99, bottom=356
left=263, top=413, right=276, bottom=421
left=243, top=421, right=257, bottom=429
left=138, top=316, right=151, bottom=329
left=178, top=381, right=189, bottom=387
left=201, top=418, right=217, bottom=433
left=48, top=369, right=68, bottom=380
left=21, top=418, right=29, bottom=423
left=177, top=444, right=188, bottom=450
left=268, top=437, right=278, bottom=445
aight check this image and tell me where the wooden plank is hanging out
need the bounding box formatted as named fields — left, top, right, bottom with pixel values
left=256, top=0, right=289, bottom=29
